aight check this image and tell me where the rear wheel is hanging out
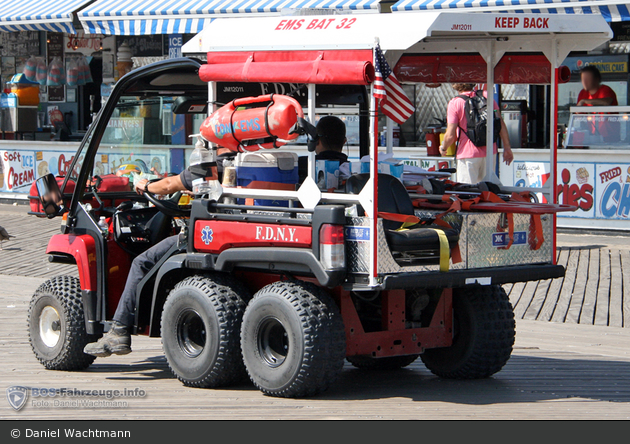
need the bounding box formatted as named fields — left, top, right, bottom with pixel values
left=347, top=354, right=419, bottom=370
left=421, top=285, right=515, bottom=379
left=28, top=276, right=97, bottom=370
left=161, top=274, right=248, bottom=388
left=241, top=280, right=346, bottom=398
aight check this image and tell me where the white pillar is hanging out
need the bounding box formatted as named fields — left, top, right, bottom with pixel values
left=485, top=40, right=495, bottom=182
left=307, top=83, right=317, bottom=180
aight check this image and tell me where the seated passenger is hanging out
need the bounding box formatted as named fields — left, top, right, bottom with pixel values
left=298, top=116, right=348, bottom=183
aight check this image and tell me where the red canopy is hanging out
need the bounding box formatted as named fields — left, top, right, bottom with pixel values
left=394, top=54, right=570, bottom=84
left=199, top=50, right=375, bottom=85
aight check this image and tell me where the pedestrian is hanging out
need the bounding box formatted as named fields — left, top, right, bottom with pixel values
left=439, top=83, right=513, bottom=184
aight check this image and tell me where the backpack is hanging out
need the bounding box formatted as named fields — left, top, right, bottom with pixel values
left=457, top=91, right=501, bottom=148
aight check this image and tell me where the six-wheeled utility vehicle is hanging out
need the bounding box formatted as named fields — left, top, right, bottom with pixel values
left=29, top=12, right=611, bottom=397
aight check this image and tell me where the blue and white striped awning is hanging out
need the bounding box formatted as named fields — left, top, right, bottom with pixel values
left=390, top=0, right=630, bottom=22
left=0, top=0, right=94, bottom=33
left=79, top=0, right=380, bottom=35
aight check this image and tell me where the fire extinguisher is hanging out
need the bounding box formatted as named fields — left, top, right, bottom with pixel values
left=200, top=94, right=305, bottom=152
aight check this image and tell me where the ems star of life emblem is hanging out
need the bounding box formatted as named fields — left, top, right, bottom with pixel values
left=201, top=226, right=214, bottom=245
left=6, top=386, right=28, bottom=411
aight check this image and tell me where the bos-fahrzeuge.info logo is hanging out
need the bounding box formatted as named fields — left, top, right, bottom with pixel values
left=6, top=385, right=146, bottom=411
left=6, top=386, right=28, bottom=411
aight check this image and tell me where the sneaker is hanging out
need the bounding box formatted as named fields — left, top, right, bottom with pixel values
left=84, top=321, right=132, bottom=357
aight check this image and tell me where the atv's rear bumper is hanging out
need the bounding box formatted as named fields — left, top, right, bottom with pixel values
left=381, top=264, right=565, bottom=290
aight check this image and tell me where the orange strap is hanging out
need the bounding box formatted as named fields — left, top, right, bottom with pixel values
left=378, top=212, right=421, bottom=225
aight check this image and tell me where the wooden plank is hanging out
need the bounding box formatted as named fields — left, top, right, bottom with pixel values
left=608, top=249, right=623, bottom=328
left=579, top=248, right=600, bottom=325
left=621, top=249, right=630, bottom=328
left=538, top=248, right=569, bottom=322
left=594, top=249, right=611, bottom=326
left=524, top=278, right=552, bottom=321
left=507, top=281, right=527, bottom=311
left=551, top=248, right=580, bottom=323
left=513, top=280, right=539, bottom=320
left=565, top=249, right=590, bottom=324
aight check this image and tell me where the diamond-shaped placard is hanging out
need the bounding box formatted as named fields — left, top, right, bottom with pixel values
left=358, top=177, right=374, bottom=218
left=296, top=177, right=322, bottom=210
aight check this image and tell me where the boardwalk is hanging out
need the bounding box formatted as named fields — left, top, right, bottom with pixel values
left=505, top=241, right=630, bottom=328
left=1, top=275, right=630, bottom=420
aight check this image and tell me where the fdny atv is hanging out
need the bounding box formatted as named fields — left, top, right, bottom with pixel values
left=27, top=10, right=597, bottom=398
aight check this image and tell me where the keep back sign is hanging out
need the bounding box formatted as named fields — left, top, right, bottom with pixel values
left=494, top=16, right=549, bottom=29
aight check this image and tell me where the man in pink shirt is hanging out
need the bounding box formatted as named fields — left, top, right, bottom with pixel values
left=439, top=83, right=514, bottom=184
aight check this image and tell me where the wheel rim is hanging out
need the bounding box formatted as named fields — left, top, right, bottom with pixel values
left=176, top=309, right=206, bottom=358
left=39, top=306, right=61, bottom=348
left=257, top=317, right=289, bottom=368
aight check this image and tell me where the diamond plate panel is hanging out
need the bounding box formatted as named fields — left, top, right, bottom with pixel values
left=465, top=213, right=553, bottom=268
left=345, top=217, right=371, bottom=274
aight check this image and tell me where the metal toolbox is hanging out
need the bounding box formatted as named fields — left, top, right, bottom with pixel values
left=345, top=211, right=553, bottom=275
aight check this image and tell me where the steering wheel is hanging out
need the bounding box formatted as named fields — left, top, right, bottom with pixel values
left=142, top=179, right=190, bottom=217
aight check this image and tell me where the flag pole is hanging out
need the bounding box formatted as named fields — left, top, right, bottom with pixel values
left=369, top=38, right=380, bottom=287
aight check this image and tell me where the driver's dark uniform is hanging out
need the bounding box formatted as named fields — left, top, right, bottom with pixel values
left=84, top=169, right=194, bottom=357
left=112, top=169, right=194, bottom=327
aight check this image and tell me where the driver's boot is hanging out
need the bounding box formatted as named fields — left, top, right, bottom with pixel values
left=84, top=321, right=132, bottom=357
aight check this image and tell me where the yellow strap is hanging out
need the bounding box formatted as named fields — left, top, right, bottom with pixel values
left=430, top=228, right=450, bottom=272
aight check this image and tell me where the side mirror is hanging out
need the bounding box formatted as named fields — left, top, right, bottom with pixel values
left=35, top=173, right=65, bottom=218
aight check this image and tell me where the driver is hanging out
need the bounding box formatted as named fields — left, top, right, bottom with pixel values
left=83, top=169, right=195, bottom=357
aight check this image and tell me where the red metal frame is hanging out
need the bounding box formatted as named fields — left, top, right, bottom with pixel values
left=340, top=289, right=453, bottom=357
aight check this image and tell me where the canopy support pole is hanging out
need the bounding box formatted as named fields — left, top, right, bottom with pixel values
left=550, top=38, right=559, bottom=265
left=307, top=83, right=317, bottom=180
left=485, top=40, right=497, bottom=183
left=386, top=116, right=394, bottom=154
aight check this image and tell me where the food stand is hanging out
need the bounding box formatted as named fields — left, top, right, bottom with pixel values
left=498, top=105, right=630, bottom=230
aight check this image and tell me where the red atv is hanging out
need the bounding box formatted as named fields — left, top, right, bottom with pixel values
left=29, top=55, right=569, bottom=398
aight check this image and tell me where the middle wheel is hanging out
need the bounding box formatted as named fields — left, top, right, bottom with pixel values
left=161, top=274, right=248, bottom=388
left=241, top=280, right=346, bottom=398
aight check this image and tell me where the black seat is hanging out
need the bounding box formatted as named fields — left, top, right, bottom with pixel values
left=345, top=174, right=459, bottom=266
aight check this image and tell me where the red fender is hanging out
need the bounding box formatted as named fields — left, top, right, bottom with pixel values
left=46, top=234, right=97, bottom=292
left=200, top=94, right=303, bottom=152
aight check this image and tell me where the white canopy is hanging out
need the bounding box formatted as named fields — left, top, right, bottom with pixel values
left=182, top=11, right=612, bottom=56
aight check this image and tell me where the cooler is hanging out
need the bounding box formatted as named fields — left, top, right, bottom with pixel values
left=235, top=152, right=299, bottom=207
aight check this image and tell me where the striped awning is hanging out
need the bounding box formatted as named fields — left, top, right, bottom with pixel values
left=0, top=0, right=94, bottom=33
left=79, top=0, right=381, bottom=35
left=390, top=0, right=630, bottom=22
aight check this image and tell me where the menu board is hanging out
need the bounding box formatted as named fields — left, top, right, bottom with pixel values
left=117, top=36, right=164, bottom=57
left=0, top=31, right=41, bottom=58
left=47, top=33, right=65, bottom=103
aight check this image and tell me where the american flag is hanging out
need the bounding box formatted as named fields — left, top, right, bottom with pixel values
left=373, top=44, right=414, bottom=124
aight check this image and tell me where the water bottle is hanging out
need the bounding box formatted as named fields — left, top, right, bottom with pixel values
left=189, top=135, right=222, bottom=198
left=97, top=216, right=109, bottom=238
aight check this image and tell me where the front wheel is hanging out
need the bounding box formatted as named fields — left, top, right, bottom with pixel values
left=28, top=276, right=98, bottom=370
left=241, top=281, right=346, bottom=398
left=421, top=285, right=515, bottom=379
